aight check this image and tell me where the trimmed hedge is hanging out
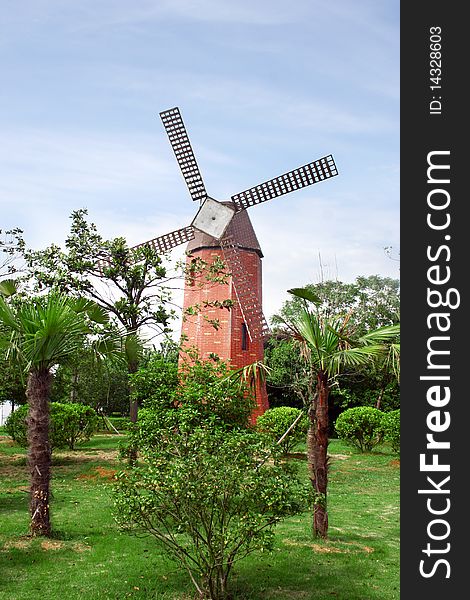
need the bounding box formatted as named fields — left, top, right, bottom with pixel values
left=256, top=406, right=307, bottom=455
left=334, top=406, right=385, bottom=452
left=4, top=402, right=98, bottom=450
left=382, top=409, right=400, bottom=454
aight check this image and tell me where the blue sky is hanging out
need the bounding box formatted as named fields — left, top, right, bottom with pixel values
left=1, top=0, right=399, bottom=329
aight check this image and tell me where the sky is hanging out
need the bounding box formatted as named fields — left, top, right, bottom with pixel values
left=1, top=0, right=399, bottom=338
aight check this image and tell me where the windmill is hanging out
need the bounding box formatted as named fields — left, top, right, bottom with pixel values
left=132, top=107, right=338, bottom=417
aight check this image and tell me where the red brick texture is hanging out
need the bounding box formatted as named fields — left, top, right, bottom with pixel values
left=180, top=246, right=269, bottom=422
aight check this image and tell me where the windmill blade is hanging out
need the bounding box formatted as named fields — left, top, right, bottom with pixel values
left=96, top=226, right=195, bottom=274
left=160, top=107, right=208, bottom=203
left=220, top=235, right=270, bottom=342
left=231, top=154, right=338, bottom=211
left=132, top=225, right=195, bottom=254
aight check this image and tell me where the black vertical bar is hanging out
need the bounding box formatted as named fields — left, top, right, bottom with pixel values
left=401, top=3, right=466, bottom=598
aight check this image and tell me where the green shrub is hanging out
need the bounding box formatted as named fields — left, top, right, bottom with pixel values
left=334, top=406, right=385, bottom=452
left=108, top=416, right=129, bottom=431
left=174, top=358, right=256, bottom=429
left=126, top=358, right=256, bottom=456
left=256, top=406, right=307, bottom=454
left=97, top=415, right=130, bottom=433
left=129, top=354, right=178, bottom=412
left=4, top=405, right=28, bottom=446
left=124, top=407, right=172, bottom=455
left=4, top=402, right=98, bottom=450
left=114, top=427, right=309, bottom=600
left=382, top=409, right=400, bottom=454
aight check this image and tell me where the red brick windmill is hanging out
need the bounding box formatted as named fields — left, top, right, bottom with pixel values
left=133, top=107, right=339, bottom=418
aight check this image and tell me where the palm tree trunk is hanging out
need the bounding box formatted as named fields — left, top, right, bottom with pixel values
left=307, top=371, right=329, bottom=538
left=26, top=367, right=53, bottom=537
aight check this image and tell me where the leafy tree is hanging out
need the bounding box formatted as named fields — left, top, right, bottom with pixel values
left=22, top=209, right=173, bottom=420
left=1, top=228, right=25, bottom=278
left=126, top=355, right=255, bottom=457
left=264, top=336, right=310, bottom=409
left=0, top=355, right=26, bottom=409
left=128, top=350, right=179, bottom=413
left=0, top=277, right=26, bottom=410
left=0, top=291, right=121, bottom=536
left=114, top=426, right=309, bottom=600
left=279, top=286, right=399, bottom=538
left=24, top=210, right=171, bottom=337
left=51, top=350, right=130, bottom=415
left=116, top=353, right=302, bottom=599
left=267, top=276, right=400, bottom=412
left=273, top=275, right=400, bottom=336
left=174, top=356, right=256, bottom=429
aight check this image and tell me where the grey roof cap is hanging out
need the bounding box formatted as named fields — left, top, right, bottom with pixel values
left=187, top=205, right=263, bottom=258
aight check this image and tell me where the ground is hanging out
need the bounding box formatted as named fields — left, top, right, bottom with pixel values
left=0, top=434, right=399, bottom=600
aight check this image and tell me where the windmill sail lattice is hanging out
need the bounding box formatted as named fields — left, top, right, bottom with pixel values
left=132, top=226, right=195, bottom=254
left=231, top=155, right=338, bottom=211
left=160, top=107, right=207, bottom=204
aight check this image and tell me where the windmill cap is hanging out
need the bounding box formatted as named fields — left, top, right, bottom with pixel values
left=187, top=203, right=263, bottom=258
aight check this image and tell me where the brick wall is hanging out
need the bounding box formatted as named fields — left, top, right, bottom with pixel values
left=180, top=246, right=269, bottom=421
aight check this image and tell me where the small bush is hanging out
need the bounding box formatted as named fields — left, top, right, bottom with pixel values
left=114, top=427, right=309, bottom=600
left=5, top=402, right=98, bottom=450
left=382, top=409, right=400, bottom=454
left=334, top=406, right=385, bottom=452
left=256, top=406, right=307, bottom=454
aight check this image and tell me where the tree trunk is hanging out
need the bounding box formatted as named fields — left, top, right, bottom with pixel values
left=375, top=387, right=384, bottom=410
left=70, top=366, right=79, bottom=403
left=307, top=371, right=329, bottom=538
left=26, top=367, right=53, bottom=537
left=128, top=358, right=138, bottom=422
left=128, top=359, right=139, bottom=463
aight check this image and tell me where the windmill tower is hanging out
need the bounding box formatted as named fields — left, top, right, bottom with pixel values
left=181, top=207, right=269, bottom=420
left=131, top=107, right=339, bottom=418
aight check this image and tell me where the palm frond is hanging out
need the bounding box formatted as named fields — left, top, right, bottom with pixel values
left=0, top=279, right=18, bottom=298
left=293, top=309, right=323, bottom=353
left=328, top=345, right=388, bottom=376
left=384, top=342, right=400, bottom=380
left=70, top=297, right=110, bottom=325
left=123, top=333, right=144, bottom=365
left=91, top=334, right=126, bottom=365
left=0, top=296, right=20, bottom=331
left=288, top=287, right=322, bottom=305
left=357, top=324, right=400, bottom=346
left=228, top=360, right=271, bottom=390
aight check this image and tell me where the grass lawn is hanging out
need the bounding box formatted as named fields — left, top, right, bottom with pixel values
left=0, top=434, right=399, bottom=599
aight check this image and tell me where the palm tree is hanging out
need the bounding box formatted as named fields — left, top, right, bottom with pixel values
left=282, top=287, right=400, bottom=538
left=0, top=291, right=120, bottom=536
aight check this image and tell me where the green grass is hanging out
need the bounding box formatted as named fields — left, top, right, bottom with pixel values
left=0, top=435, right=399, bottom=599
